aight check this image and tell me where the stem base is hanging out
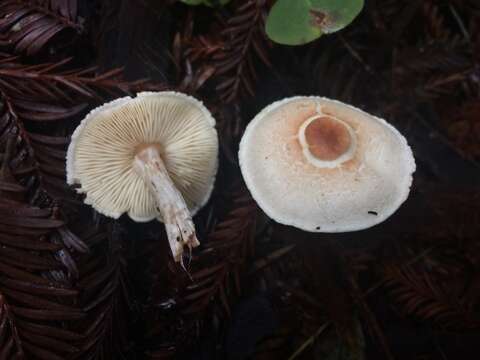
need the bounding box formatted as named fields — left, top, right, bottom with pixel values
left=134, top=146, right=200, bottom=262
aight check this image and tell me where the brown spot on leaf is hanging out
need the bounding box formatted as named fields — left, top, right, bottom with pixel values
left=309, top=9, right=327, bottom=28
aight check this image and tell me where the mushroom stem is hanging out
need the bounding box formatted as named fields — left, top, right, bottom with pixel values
left=133, top=146, right=200, bottom=262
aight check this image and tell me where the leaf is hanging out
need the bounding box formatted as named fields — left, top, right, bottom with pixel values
left=382, top=259, right=480, bottom=330
left=266, top=0, right=364, bottom=45
left=181, top=0, right=271, bottom=103
left=73, top=222, right=133, bottom=359
left=179, top=190, right=256, bottom=316
left=0, top=0, right=82, bottom=55
left=0, top=100, right=89, bottom=359
left=0, top=293, right=25, bottom=359
left=0, top=56, right=159, bottom=104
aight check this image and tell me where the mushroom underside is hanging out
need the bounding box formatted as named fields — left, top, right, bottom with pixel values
left=67, top=91, right=219, bottom=262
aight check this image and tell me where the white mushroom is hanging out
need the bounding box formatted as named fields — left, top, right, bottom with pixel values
left=67, top=91, right=218, bottom=261
left=239, top=96, right=415, bottom=232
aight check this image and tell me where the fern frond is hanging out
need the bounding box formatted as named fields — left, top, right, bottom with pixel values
left=0, top=0, right=82, bottom=55
left=73, top=222, right=132, bottom=360
left=383, top=261, right=480, bottom=331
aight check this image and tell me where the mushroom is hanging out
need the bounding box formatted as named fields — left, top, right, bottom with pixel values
left=239, top=96, right=415, bottom=232
left=67, top=91, right=218, bottom=261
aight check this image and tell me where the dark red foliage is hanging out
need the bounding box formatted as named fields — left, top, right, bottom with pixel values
left=177, top=0, right=272, bottom=102
left=0, top=0, right=82, bottom=55
left=1, top=0, right=480, bottom=359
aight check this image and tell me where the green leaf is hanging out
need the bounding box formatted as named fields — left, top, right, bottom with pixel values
left=266, top=0, right=364, bottom=45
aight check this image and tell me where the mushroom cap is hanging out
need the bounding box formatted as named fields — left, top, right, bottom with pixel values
left=67, top=91, right=218, bottom=222
left=239, top=96, right=415, bottom=232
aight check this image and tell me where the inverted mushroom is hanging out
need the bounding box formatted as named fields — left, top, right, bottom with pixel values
left=67, top=91, right=218, bottom=261
left=239, top=96, right=415, bottom=232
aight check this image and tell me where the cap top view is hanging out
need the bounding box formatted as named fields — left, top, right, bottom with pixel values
left=239, top=96, right=415, bottom=233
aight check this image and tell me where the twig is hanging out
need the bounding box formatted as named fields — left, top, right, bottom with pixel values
left=335, top=242, right=396, bottom=360
left=287, top=322, right=330, bottom=360
left=434, top=331, right=449, bottom=360
left=338, top=34, right=373, bottom=74
left=249, top=244, right=296, bottom=275
left=448, top=4, right=470, bottom=42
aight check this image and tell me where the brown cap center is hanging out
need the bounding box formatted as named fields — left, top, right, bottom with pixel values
left=303, top=116, right=352, bottom=161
